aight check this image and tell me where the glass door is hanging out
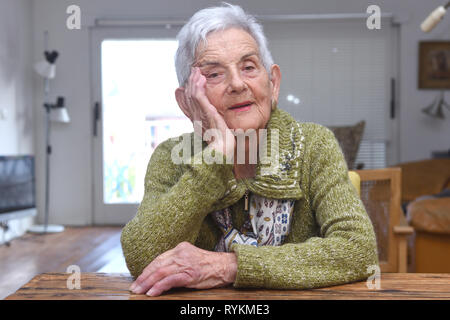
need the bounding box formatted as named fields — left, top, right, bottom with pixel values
left=91, top=27, right=191, bottom=225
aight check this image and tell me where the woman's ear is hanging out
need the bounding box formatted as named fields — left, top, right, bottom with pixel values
left=175, top=87, right=192, bottom=121
left=269, top=64, right=281, bottom=105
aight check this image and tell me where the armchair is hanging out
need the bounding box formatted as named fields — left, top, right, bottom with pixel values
left=395, top=158, right=450, bottom=273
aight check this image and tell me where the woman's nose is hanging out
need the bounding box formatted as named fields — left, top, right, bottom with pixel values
left=227, top=69, right=247, bottom=94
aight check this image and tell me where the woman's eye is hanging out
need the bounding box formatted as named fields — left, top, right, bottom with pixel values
left=244, top=65, right=255, bottom=71
left=207, top=73, right=219, bottom=78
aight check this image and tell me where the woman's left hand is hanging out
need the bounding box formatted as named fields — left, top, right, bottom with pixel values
left=129, top=241, right=237, bottom=296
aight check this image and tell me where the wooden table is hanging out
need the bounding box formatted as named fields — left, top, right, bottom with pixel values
left=4, top=273, right=450, bottom=300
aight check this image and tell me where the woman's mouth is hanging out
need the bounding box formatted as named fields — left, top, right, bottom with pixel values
left=229, top=102, right=253, bottom=112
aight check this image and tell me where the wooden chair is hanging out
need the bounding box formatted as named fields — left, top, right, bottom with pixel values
left=354, top=168, right=414, bottom=273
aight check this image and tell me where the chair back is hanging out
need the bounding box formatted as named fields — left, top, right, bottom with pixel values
left=355, top=168, right=410, bottom=272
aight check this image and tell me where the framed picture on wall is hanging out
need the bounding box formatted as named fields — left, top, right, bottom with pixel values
left=419, top=41, right=450, bottom=89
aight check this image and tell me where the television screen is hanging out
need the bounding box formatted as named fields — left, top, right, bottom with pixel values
left=0, top=156, right=35, bottom=214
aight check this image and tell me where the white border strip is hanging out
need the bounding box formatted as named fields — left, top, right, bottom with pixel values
left=95, top=13, right=394, bottom=27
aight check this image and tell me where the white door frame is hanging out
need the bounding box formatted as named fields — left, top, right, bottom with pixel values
left=89, top=26, right=180, bottom=225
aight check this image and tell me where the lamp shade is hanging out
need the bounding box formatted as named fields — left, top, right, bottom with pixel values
left=34, top=60, right=56, bottom=79
left=421, top=6, right=447, bottom=32
left=50, top=107, right=70, bottom=123
left=49, top=97, right=70, bottom=123
left=422, top=104, right=445, bottom=119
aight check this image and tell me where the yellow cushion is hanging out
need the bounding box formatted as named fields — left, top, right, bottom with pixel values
left=348, top=171, right=360, bottom=197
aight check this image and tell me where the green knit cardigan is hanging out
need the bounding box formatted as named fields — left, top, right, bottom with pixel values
left=120, top=107, right=379, bottom=289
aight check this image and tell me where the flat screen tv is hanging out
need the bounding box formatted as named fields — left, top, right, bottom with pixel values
left=0, top=155, right=35, bottom=214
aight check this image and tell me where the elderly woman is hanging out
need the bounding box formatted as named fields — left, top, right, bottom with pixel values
left=121, top=3, right=378, bottom=297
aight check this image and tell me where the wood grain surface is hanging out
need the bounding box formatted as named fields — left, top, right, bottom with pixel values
left=5, top=272, right=450, bottom=300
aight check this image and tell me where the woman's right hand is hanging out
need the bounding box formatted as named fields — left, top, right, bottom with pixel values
left=175, top=67, right=235, bottom=158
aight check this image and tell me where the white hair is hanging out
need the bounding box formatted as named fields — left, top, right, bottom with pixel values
left=174, top=2, right=274, bottom=87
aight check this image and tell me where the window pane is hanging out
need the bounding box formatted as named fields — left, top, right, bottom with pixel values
left=101, top=39, right=191, bottom=204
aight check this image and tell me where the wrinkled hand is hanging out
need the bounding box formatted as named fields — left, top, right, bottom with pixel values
left=175, top=67, right=235, bottom=158
left=129, top=242, right=237, bottom=296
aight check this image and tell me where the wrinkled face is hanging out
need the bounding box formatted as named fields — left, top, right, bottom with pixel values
left=194, top=28, right=280, bottom=132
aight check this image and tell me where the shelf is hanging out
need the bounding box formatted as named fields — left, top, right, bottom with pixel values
left=0, top=208, right=36, bottom=223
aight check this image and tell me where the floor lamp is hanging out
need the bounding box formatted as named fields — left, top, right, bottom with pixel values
left=29, top=31, right=70, bottom=234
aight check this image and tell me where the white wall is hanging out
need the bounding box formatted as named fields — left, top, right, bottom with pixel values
left=0, top=0, right=34, bottom=155
left=28, top=0, right=450, bottom=226
left=396, top=1, right=450, bottom=162
left=0, top=0, right=35, bottom=242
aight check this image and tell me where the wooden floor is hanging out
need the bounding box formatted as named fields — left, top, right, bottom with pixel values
left=0, top=227, right=129, bottom=300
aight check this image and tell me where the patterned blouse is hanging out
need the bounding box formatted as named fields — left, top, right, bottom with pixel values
left=211, top=193, right=295, bottom=252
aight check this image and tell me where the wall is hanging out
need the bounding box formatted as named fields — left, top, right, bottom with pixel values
left=396, top=1, right=450, bottom=162
left=0, top=0, right=35, bottom=243
left=29, top=0, right=450, bottom=226
left=0, top=0, right=34, bottom=155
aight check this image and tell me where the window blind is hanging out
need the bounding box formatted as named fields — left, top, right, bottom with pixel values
left=263, top=19, right=394, bottom=168
left=355, top=140, right=387, bottom=169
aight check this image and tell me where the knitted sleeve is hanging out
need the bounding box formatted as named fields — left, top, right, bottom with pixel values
left=120, top=136, right=234, bottom=278
left=231, top=123, right=379, bottom=289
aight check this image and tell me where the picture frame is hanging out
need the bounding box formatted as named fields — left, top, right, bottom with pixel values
left=419, top=41, right=450, bottom=89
